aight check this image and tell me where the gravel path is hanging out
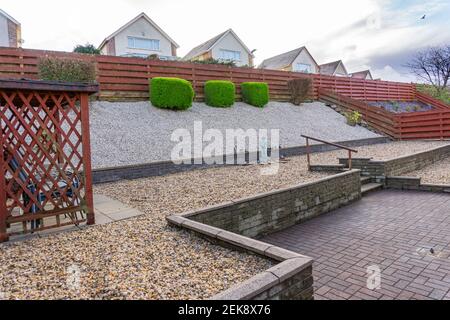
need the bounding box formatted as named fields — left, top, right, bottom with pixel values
left=407, top=157, right=450, bottom=185
left=90, top=101, right=380, bottom=168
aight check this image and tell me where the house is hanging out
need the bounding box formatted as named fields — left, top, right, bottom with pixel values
left=98, top=12, right=179, bottom=60
left=258, top=46, right=319, bottom=74
left=350, top=70, right=373, bottom=80
left=0, top=9, right=21, bottom=48
left=319, top=60, right=349, bottom=77
left=183, top=29, right=254, bottom=67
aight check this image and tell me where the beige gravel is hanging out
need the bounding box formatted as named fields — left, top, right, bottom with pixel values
left=0, top=140, right=448, bottom=300
left=406, top=157, right=450, bottom=185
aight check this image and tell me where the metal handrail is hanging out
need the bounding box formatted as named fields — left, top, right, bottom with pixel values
left=301, top=135, right=358, bottom=170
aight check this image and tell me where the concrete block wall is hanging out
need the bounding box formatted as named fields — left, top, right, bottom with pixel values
left=186, top=170, right=362, bottom=239
left=339, top=144, right=450, bottom=182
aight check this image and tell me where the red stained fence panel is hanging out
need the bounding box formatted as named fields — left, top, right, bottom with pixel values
left=0, top=47, right=416, bottom=102
left=318, top=89, right=450, bottom=140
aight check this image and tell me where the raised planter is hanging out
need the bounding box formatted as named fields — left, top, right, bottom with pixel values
left=167, top=170, right=362, bottom=300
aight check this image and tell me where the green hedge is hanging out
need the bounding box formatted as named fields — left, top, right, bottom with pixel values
left=204, top=80, right=235, bottom=107
left=241, top=82, right=269, bottom=107
left=150, top=77, right=194, bottom=110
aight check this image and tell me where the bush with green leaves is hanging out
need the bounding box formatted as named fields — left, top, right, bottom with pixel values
left=150, top=77, right=194, bottom=110
left=204, top=80, right=235, bottom=107
left=73, top=43, right=101, bottom=55
left=416, top=84, right=450, bottom=105
left=38, top=57, right=96, bottom=83
left=240, top=82, right=269, bottom=108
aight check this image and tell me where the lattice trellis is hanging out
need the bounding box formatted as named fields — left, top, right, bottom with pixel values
left=0, top=79, right=98, bottom=242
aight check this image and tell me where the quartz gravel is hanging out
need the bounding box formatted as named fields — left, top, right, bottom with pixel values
left=407, top=157, right=450, bottom=185
left=89, top=101, right=380, bottom=168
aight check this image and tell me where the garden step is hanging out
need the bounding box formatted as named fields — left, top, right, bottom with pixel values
left=361, top=183, right=383, bottom=196
left=309, top=164, right=347, bottom=172
left=360, top=176, right=372, bottom=185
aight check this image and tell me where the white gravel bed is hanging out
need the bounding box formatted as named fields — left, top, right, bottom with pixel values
left=0, top=156, right=329, bottom=300
left=407, top=157, right=450, bottom=184
left=89, top=100, right=380, bottom=168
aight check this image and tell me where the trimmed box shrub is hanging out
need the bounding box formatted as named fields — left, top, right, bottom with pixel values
left=38, top=57, right=96, bottom=83
left=204, top=80, right=235, bottom=107
left=150, top=77, right=194, bottom=110
left=241, top=82, right=269, bottom=108
left=288, top=78, right=312, bottom=105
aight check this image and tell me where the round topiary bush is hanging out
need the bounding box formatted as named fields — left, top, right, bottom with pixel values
left=150, top=77, right=194, bottom=110
left=240, top=82, right=269, bottom=108
left=204, top=80, right=236, bottom=107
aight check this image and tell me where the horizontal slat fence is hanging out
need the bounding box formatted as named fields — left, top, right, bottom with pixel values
left=318, top=89, right=450, bottom=140
left=0, top=47, right=416, bottom=102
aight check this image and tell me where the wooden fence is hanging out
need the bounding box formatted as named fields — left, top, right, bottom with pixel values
left=0, top=47, right=416, bottom=102
left=318, top=89, right=450, bottom=140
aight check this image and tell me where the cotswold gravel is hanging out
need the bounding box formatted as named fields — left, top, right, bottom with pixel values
left=407, top=157, right=450, bottom=184
left=0, top=141, right=447, bottom=300
left=89, top=101, right=380, bottom=168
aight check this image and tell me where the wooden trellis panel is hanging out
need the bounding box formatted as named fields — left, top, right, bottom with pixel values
left=0, top=79, right=98, bottom=242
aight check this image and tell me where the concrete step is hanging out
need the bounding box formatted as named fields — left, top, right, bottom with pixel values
left=361, top=183, right=383, bottom=195
left=360, top=176, right=372, bottom=185
left=309, top=164, right=347, bottom=172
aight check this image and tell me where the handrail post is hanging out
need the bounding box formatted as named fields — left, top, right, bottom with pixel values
left=306, top=137, right=311, bottom=171
left=348, top=150, right=352, bottom=170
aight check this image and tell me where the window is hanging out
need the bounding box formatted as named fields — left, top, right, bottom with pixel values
left=219, top=49, right=241, bottom=61
left=294, top=63, right=312, bottom=73
left=127, top=37, right=160, bottom=51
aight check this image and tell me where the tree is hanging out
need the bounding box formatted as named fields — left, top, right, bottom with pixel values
left=405, top=45, right=450, bottom=93
left=73, top=43, right=101, bottom=55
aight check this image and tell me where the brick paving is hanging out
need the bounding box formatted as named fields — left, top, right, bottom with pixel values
left=262, top=190, right=450, bottom=300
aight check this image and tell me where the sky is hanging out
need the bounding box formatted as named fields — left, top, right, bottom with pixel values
left=2, top=0, right=450, bottom=82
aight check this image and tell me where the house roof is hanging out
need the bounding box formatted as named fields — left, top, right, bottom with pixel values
left=183, top=29, right=254, bottom=60
left=319, top=60, right=348, bottom=75
left=98, top=12, right=179, bottom=50
left=0, top=8, right=20, bottom=25
left=258, top=46, right=319, bottom=70
left=350, top=70, right=373, bottom=79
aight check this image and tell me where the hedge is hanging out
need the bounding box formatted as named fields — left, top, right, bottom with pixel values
left=150, top=77, right=194, bottom=110
left=241, top=82, right=269, bottom=108
left=204, top=80, right=235, bottom=107
left=38, top=57, right=96, bottom=83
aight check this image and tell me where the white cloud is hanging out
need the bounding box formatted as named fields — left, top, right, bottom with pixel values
left=372, top=65, right=415, bottom=83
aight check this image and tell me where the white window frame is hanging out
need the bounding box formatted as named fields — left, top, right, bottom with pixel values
left=219, top=49, right=241, bottom=62
left=127, top=36, right=160, bottom=51
left=294, top=63, right=312, bottom=73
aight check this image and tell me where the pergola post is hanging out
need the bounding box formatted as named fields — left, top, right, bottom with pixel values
left=80, top=93, right=95, bottom=225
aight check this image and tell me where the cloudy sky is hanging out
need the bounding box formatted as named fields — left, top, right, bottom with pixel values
left=2, top=0, right=450, bottom=82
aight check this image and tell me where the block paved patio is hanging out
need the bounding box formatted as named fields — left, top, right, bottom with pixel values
left=262, top=190, right=450, bottom=300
